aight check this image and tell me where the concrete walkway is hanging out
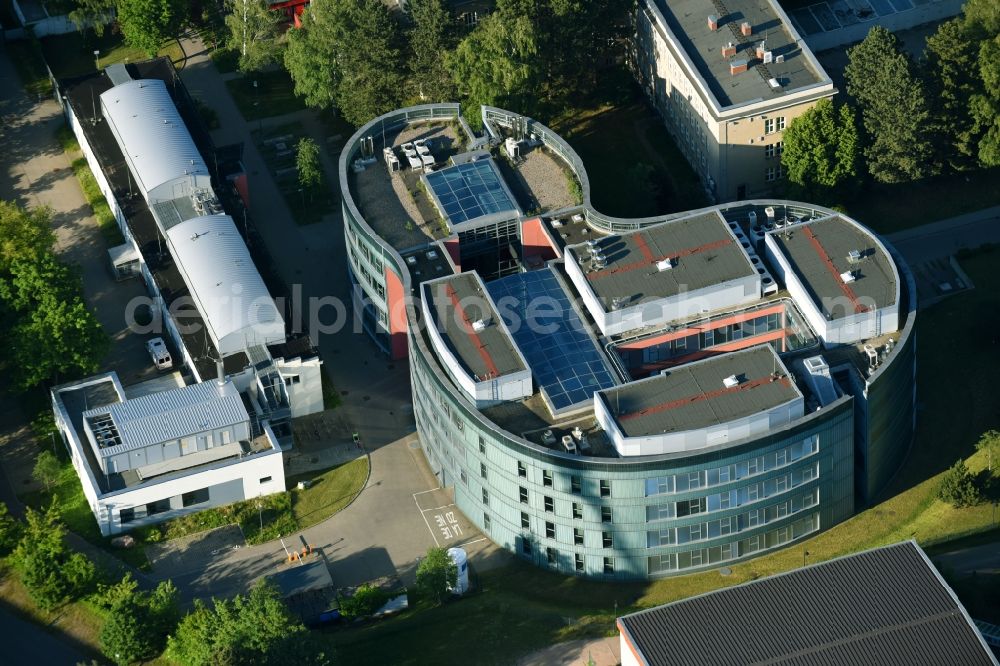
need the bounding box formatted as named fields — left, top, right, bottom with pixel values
left=886, top=205, right=1000, bottom=266
left=518, top=637, right=621, bottom=666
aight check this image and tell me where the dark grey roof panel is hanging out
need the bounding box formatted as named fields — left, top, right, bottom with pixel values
left=619, top=542, right=995, bottom=666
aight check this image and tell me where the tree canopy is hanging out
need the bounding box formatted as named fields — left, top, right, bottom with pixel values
left=0, top=202, right=107, bottom=392
left=98, top=574, right=180, bottom=666
left=407, top=0, right=457, bottom=103
left=297, top=137, right=322, bottom=192
left=166, top=579, right=329, bottom=666
left=416, top=546, right=458, bottom=605
left=285, top=0, right=405, bottom=127
left=845, top=26, right=936, bottom=183
left=224, top=0, right=282, bottom=74
left=781, top=98, right=859, bottom=202
left=117, top=0, right=187, bottom=57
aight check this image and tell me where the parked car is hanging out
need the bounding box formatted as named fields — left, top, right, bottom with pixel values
left=146, top=337, right=173, bottom=371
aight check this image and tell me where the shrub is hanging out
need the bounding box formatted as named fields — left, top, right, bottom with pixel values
left=416, top=546, right=457, bottom=606
left=938, top=459, right=982, bottom=508
left=339, top=583, right=389, bottom=620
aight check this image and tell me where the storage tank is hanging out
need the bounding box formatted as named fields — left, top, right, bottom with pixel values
left=447, top=547, right=470, bottom=595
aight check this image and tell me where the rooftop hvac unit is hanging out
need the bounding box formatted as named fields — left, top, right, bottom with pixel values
left=768, top=78, right=781, bottom=90
left=765, top=206, right=776, bottom=220
left=840, top=270, right=857, bottom=284
left=472, top=319, right=488, bottom=332
left=775, top=54, right=785, bottom=64
left=763, top=51, right=774, bottom=64
left=847, top=249, right=862, bottom=263
left=723, top=374, right=741, bottom=388
left=656, top=258, right=676, bottom=271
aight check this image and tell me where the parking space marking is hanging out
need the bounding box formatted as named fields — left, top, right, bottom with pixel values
left=413, top=492, right=440, bottom=547
left=429, top=507, right=465, bottom=541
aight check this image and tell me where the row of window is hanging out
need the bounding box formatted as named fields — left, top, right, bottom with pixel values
left=765, top=141, right=784, bottom=159
left=647, top=513, right=819, bottom=574
left=348, top=246, right=387, bottom=302
left=766, top=165, right=784, bottom=182
left=646, top=461, right=820, bottom=521
left=646, top=488, right=818, bottom=547
left=645, top=435, right=820, bottom=497
left=638, top=311, right=784, bottom=364
left=119, top=486, right=211, bottom=523
left=763, top=117, right=787, bottom=135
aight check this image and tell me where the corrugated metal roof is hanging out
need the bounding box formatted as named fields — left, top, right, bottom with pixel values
left=99, top=78, right=209, bottom=201
left=619, top=541, right=997, bottom=666
left=83, top=380, right=248, bottom=454
left=166, top=215, right=285, bottom=356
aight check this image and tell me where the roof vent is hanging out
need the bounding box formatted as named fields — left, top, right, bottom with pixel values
left=472, top=319, right=488, bottom=332
left=723, top=375, right=740, bottom=388
left=775, top=54, right=785, bottom=64
left=847, top=249, right=862, bottom=263
left=840, top=270, right=857, bottom=284
left=768, top=78, right=781, bottom=90
left=656, top=258, right=676, bottom=272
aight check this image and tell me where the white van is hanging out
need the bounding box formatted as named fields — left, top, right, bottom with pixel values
left=146, top=337, right=173, bottom=371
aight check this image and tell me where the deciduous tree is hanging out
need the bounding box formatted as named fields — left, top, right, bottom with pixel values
left=296, top=137, right=322, bottom=193
left=224, top=0, right=281, bottom=74
left=0, top=502, right=20, bottom=556
left=416, top=546, right=457, bottom=605
left=98, top=575, right=179, bottom=665
left=0, top=201, right=54, bottom=273
left=117, top=0, right=187, bottom=57
left=407, top=0, right=457, bottom=103
left=12, top=501, right=96, bottom=609
left=938, top=459, right=982, bottom=508
left=844, top=26, right=936, bottom=183
left=781, top=98, right=859, bottom=201
left=976, top=430, right=999, bottom=474
left=32, top=450, right=62, bottom=492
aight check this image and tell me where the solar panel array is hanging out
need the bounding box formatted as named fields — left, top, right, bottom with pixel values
left=487, top=269, right=617, bottom=411
left=425, top=160, right=516, bottom=224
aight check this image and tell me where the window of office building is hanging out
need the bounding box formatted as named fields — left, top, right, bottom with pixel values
left=544, top=496, right=554, bottom=513
left=572, top=502, right=583, bottom=519
left=483, top=513, right=491, bottom=531
left=521, top=539, right=532, bottom=556
left=777, top=116, right=786, bottom=131
left=764, top=118, right=775, bottom=134
left=146, top=498, right=171, bottom=516
left=547, top=547, right=557, bottom=565
left=601, top=507, right=613, bottom=523
left=571, top=476, right=581, bottom=494
left=480, top=463, right=487, bottom=479
left=574, top=528, right=584, bottom=545
left=600, top=480, right=611, bottom=498
left=603, top=557, right=615, bottom=574
left=520, top=486, right=528, bottom=504
left=119, top=507, right=135, bottom=524
left=575, top=553, right=585, bottom=572
left=543, top=470, right=552, bottom=487
left=517, top=461, right=526, bottom=478
left=482, top=488, right=489, bottom=505
left=521, top=511, right=530, bottom=529
left=182, top=488, right=210, bottom=507
left=546, top=521, right=555, bottom=539
left=602, top=531, right=613, bottom=548
left=479, top=437, right=486, bottom=454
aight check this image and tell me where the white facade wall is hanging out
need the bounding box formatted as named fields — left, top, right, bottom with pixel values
left=421, top=295, right=533, bottom=407
left=595, top=392, right=804, bottom=457
left=764, top=233, right=900, bottom=347
left=620, top=633, right=642, bottom=666
left=276, top=356, right=325, bottom=418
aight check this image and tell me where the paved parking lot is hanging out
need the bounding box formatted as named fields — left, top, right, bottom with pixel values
left=413, top=487, right=488, bottom=552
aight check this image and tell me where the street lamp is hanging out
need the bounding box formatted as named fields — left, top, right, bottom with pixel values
left=93, top=49, right=100, bottom=72
left=803, top=549, right=810, bottom=567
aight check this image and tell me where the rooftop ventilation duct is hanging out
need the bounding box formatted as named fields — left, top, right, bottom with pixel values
left=723, top=375, right=741, bottom=388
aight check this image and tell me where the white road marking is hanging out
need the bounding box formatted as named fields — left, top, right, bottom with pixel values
left=413, top=487, right=442, bottom=496
left=413, top=492, right=440, bottom=547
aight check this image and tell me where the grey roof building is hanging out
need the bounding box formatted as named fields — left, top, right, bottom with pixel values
left=617, top=541, right=997, bottom=666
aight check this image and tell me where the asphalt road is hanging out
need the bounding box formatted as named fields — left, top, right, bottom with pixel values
left=935, top=540, right=1000, bottom=577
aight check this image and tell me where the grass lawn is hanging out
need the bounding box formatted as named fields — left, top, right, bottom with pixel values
left=39, top=32, right=184, bottom=81
left=842, top=166, right=1000, bottom=236
left=290, top=457, right=369, bottom=528
left=325, top=249, right=1000, bottom=663
left=548, top=70, right=707, bottom=218
left=225, top=69, right=307, bottom=121
left=252, top=122, right=336, bottom=225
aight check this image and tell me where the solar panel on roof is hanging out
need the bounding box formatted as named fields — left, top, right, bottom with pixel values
left=487, top=269, right=617, bottom=411
left=425, top=160, right=517, bottom=225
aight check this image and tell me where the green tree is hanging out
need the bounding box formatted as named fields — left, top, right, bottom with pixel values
left=166, top=579, right=328, bottom=666
left=416, top=546, right=457, bottom=605
left=938, top=459, right=982, bottom=508
left=68, top=0, right=115, bottom=37
left=448, top=11, right=540, bottom=126
left=970, top=35, right=1000, bottom=167
left=224, top=0, right=281, bottom=74
left=407, top=0, right=457, bottom=103
left=0, top=502, right=20, bottom=556
left=117, top=0, right=187, bottom=56
left=844, top=26, right=936, bottom=183
left=0, top=201, right=54, bottom=273
left=98, top=575, right=179, bottom=665
left=12, top=501, right=96, bottom=609
left=296, top=137, right=322, bottom=193
left=781, top=98, right=859, bottom=201
left=32, top=450, right=62, bottom=492
left=976, top=430, right=1000, bottom=474
left=285, top=0, right=405, bottom=126
left=925, top=18, right=986, bottom=171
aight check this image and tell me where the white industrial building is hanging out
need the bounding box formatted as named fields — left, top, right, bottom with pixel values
left=52, top=372, right=285, bottom=535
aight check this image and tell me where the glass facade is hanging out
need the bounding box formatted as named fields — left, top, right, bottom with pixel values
left=340, top=106, right=916, bottom=580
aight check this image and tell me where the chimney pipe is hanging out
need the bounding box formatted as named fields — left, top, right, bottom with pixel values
left=216, top=359, right=226, bottom=386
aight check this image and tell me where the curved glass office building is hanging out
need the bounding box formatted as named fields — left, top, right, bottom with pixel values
left=339, top=105, right=917, bottom=579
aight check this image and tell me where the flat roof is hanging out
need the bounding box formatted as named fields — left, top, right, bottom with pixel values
left=619, top=541, right=996, bottom=666
left=599, top=345, right=799, bottom=437
left=487, top=268, right=619, bottom=412
left=570, top=211, right=756, bottom=306
left=649, top=0, right=827, bottom=108
left=424, top=272, right=527, bottom=381
left=771, top=215, right=897, bottom=320
left=424, top=157, right=520, bottom=227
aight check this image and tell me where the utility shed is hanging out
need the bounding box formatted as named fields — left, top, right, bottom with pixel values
left=99, top=78, right=211, bottom=203
left=618, top=541, right=997, bottom=666
left=166, top=214, right=285, bottom=357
